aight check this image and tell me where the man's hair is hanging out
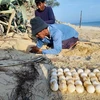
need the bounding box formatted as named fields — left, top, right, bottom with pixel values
left=35, top=0, right=46, bottom=5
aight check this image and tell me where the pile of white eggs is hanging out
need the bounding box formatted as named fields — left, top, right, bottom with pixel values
left=50, top=68, right=100, bottom=94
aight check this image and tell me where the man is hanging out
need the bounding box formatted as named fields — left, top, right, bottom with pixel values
left=30, top=17, right=79, bottom=55
left=35, top=0, right=55, bottom=24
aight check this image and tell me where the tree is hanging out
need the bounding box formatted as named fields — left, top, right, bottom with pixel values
left=46, top=0, right=59, bottom=8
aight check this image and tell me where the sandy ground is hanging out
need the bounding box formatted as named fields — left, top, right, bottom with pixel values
left=0, top=25, right=100, bottom=100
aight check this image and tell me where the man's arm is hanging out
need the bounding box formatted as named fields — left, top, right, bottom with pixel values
left=42, top=30, right=62, bottom=54
left=30, top=46, right=42, bottom=54
left=30, top=38, right=44, bottom=54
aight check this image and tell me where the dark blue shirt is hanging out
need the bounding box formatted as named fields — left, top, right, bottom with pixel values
left=35, top=6, right=55, bottom=24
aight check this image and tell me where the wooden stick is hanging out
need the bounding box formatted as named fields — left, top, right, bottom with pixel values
left=0, top=9, right=15, bottom=14
left=0, top=20, right=14, bottom=28
left=6, top=9, right=16, bottom=35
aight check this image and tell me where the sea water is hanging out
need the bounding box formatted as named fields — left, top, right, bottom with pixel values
left=73, top=21, right=100, bottom=27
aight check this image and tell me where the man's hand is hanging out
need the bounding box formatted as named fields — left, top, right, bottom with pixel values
left=30, top=46, right=42, bottom=54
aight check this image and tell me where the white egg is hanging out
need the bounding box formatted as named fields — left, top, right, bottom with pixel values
left=80, top=72, right=87, bottom=78
left=96, top=72, right=100, bottom=77
left=86, top=84, right=95, bottom=93
left=76, top=84, right=84, bottom=93
left=70, top=68, right=76, bottom=73
left=51, top=75, right=58, bottom=80
left=88, top=72, right=95, bottom=78
left=98, top=76, right=100, bottom=81
left=95, top=84, right=100, bottom=93
left=75, top=80, right=82, bottom=86
left=59, top=75, right=66, bottom=81
left=59, top=83, right=67, bottom=93
left=51, top=68, right=57, bottom=73
left=58, top=68, right=63, bottom=73
left=64, top=71, right=72, bottom=76
left=57, top=71, right=63, bottom=77
left=73, top=74, right=79, bottom=77
left=77, top=69, right=83, bottom=74
left=50, top=79, right=57, bottom=84
left=64, top=68, right=70, bottom=73
left=72, top=72, right=78, bottom=77
left=73, top=76, right=80, bottom=81
left=93, top=69, right=99, bottom=74
left=92, top=81, right=99, bottom=87
left=51, top=72, right=57, bottom=76
left=84, top=81, right=91, bottom=87
left=50, top=81, right=58, bottom=91
left=67, top=79, right=74, bottom=85
left=90, top=76, right=98, bottom=82
left=67, top=84, right=76, bottom=93
left=82, top=77, right=90, bottom=82
left=59, top=79, right=66, bottom=84
left=65, top=76, right=72, bottom=81
left=84, top=69, right=91, bottom=74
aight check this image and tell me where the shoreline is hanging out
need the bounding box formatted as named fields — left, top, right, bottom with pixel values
left=73, top=24, right=100, bottom=28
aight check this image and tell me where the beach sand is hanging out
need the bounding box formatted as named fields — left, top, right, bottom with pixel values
left=0, top=25, right=100, bottom=100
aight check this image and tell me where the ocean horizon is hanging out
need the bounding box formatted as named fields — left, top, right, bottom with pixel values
left=72, top=21, right=100, bottom=27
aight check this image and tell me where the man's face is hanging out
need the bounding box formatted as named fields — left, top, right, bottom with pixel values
left=36, top=29, right=48, bottom=39
left=36, top=2, right=45, bottom=11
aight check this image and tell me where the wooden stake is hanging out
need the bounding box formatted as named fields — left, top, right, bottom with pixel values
left=79, top=11, right=82, bottom=28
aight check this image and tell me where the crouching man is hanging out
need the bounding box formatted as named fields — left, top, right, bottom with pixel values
left=30, top=17, right=79, bottom=55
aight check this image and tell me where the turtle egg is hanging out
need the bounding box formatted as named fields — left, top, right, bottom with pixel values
left=50, top=79, right=57, bottom=84
left=84, top=69, right=91, bottom=74
left=65, top=76, right=72, bottom=81
left=84, top=81, right=91, bottom=87
left=64, top=68, right=69, bottom=73
left=67, top=84, right=76, bottom=93
left=65, top=71, right=72, bottom=76
left=95, top=85, right=100, bottom=93
left=59, top=75, right=66, bottom=81
left=57, top=72, right=63, bottom=77
left=70, top=68, right=76, bottom=73
left=73, top=76, right=80, bottom=81
left=58, top=68, right=63, bottom=73
left=51, top=72, right=57, bottom=76
left=59, top=79, right=66, bottom=84
left=51, top=68, right=57, bottom=73
left=80, top=72, right=87, bottom=78
left=59, top=83, right=67, bottom=93
left=93, top=69, right=99, bottom=74
left=96, top=72, right=100, bottom=77
left=72, top=72, right=78, bottom=77
left=50, top=80, right=58, bottom=91
left=51, top=75, right=58, bottom=80
left=67, top=79, right=74, bottom=85
left=90, top=76, right=98, bottom=82
left=86, top=84, right=95, bottom=93
left=75, top=80, right=82, bottom=86
left=98, top=76, right=100, bottom=81
left=75, top=85, right=84, bottom=93
left=88, top=72, right=95, bottom=78
left=92, top=81, right=99, bottom=87
left=77, top=69, right=83, bottom=74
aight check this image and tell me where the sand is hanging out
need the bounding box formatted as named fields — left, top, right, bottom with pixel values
left=0, top=25, right=100, bottom=100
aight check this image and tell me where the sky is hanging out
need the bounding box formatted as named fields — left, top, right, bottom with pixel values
left=53, top=0, right=100, bottom=23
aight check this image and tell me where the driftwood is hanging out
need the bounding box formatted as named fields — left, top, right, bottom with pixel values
left=0, top=20, right=14, bottom=28
left=0, top=9, right=16, bottom=35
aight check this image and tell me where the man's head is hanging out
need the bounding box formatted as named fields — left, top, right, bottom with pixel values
left=35, top=0, right=46, bottom=11
left=30, top=17, right=48, bottom=38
